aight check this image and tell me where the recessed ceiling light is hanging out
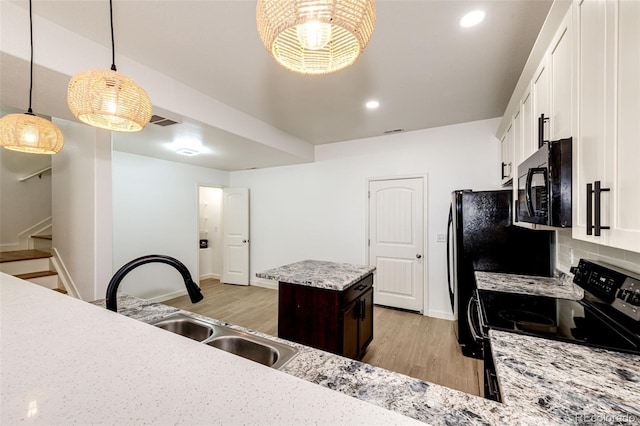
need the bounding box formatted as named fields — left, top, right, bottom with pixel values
left=365, top=100, right=380, bottom=109
left=176, top=147, right=199, bottom=156
left=460, top=10, right=485, bottom=28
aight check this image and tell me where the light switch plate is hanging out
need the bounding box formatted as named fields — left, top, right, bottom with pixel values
left=436, top=234, right=446, bottom=243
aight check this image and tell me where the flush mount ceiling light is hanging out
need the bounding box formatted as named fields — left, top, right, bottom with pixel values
left=256, top=0, right=376, bottom=75
left=460, top=10, right=486, bottom=28
left=365, top=100, right=379, bottom=109
left=0, top=0, right=64, bottom=154
left=67, top=0, right=152, bottom=132
left=175, top=147, right=199, bottom=156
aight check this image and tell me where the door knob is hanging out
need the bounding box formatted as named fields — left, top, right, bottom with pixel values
left=416, top=254, right=422, bottom=259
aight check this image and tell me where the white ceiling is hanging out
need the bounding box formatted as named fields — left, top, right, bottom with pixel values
left=2, top=0, right=553, bottom=170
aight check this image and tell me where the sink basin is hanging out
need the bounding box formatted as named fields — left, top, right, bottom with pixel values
left=152, top=314, right=214, bottom=342
left=150, top=313, right=298, bottom=369
left=207, top=336, right=278, bottom=366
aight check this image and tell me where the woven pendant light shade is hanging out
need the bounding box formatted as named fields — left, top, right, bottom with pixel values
left=257, top=0, right=376, bottom=75
left=0, top=113, right=64, bottom=154
left=68, top=69, right=152, bottom=132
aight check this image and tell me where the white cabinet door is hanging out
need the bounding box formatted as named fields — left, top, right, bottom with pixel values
left=520, top=88, right=535, bottom=160
left=533, top=58, right=550, bottom=149
left=549, top=13, right=573, bottom=140
left=501, top=123, right=514, bottom=184
left=573, top=0, right=640, bottom=253
left=607, top=0, right=640, bottom=251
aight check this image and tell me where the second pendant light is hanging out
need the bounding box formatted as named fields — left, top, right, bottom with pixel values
left=67, top=0, right=151, bottom=132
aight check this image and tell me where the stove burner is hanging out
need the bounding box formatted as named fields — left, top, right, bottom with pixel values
left=498, top=309, right=556, bottom=326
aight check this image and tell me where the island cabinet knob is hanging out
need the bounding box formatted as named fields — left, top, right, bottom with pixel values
left=416, top=254, right=422, bottom=259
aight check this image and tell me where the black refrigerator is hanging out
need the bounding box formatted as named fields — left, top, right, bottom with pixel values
left=447, top=190, right=554, bottom=358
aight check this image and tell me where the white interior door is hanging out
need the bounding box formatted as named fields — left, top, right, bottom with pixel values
left=368, top=178, right=424, bottom=312
left=222, top=188, right=249, bottom=285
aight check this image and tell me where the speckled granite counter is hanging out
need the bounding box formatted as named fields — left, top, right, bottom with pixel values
left=256, top=259, right=376, bottom=291
left=475, top=270, right=584, bottom=300
left=490, top=330, right=640, bottom=425
left=100, top=294, right=640, bottom=425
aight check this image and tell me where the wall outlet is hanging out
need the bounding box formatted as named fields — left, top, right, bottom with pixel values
left=436, top=234, right=446, bottom=243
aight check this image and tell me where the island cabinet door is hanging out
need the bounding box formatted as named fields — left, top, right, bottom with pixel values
left=358, top=287, right=374, bottom=354
left=341, top=300, right=360, bottom=359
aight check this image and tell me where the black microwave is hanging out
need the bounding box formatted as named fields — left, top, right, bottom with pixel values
left=516, top=137, right=572, bottom=227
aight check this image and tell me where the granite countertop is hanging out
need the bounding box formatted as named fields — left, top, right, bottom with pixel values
left=102, top=294, right=640, bottom=425
left=490, top=330, right=640, bottom=424
left=0, top=274, right=420, bottom=426
left=256, top=259, right=376, bottom=291
left=475, top=270, right=584, bottom=300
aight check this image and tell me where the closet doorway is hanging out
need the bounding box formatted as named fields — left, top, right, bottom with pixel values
left=198, top=186, right=223, bottom=281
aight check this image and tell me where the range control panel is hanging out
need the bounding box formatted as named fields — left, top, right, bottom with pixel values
left=572, top=259, right=640, bottom=322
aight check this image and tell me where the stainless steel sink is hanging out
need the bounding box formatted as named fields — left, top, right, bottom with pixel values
left=150, top=313, right=298, bottom=369
left=152, top=314, right=214, bottom=342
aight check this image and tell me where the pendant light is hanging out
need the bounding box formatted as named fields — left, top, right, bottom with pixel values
left=67, top=0, right=152, bottom=132
left=256, top=0, right=376, bottom=75
left=0, top=0, right=64, bottom=154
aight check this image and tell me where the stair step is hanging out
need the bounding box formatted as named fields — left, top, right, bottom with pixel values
left=31, top=234, right=53, bottom=240
left=0, top=249, right=52, bottom=263
left=52, top=288, right=68, bottom=294
left=14, top=270, right=58, bottom=280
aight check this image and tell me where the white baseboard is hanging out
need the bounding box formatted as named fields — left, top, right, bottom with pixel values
left=148, top=289, right=187, bottom=303
left=250, top=278, right=278, bottom=290
left=199, top=273, right=220, bottom=281
left=426, top=309, right=455, bottom=321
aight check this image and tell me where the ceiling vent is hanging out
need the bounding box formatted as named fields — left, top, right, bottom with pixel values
left=150, top=114, right=179, bottom=127
left=383, top=128, right=404, bottom=135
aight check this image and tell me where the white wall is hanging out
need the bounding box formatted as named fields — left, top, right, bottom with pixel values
left=112, top=152, right=229, bottom=300
left=230, top=118, right=502, bottom=319
left=52, top=118, right=112, bottom=301
left=0, top=147, right=51, bottom=249
left=199, top=187, right=223, bottom=279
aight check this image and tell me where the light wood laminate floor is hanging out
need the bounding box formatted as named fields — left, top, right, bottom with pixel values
left=165, top=279, right=483, bottom=396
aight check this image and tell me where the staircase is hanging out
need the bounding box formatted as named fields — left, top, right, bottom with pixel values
left=0, top=249, right=67, bottom=294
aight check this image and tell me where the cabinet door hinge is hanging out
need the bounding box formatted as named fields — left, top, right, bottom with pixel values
left=368, top=191, right=370, bottom=199
left=368, top=239, right=370, bottom=247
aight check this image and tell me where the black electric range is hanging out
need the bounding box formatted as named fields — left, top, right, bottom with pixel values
left=477, top=290, right=640, bottom=353
left=471, top=259, right=640, bottom=401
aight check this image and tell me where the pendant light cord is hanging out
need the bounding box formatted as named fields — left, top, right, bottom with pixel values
left=27, top=0, right=34, bottom=114
left=110, top=0, right=117, bottom=71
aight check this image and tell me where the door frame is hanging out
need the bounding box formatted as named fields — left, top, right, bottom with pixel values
left=365, top=174, right=429, bottom=316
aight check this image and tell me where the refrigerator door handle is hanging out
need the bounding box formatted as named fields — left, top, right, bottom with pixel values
left=447, top=205, right=454, bottom=312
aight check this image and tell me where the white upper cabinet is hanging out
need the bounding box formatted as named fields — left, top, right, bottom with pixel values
left=500, top=123, right=514, bottom=185
left=533, top=57, right=550, bottom=149
left=572, top=0, right=640, bottom=253
left=549, top=17, right=573, bottom=141
left=520, top=88, right=535, bottom=162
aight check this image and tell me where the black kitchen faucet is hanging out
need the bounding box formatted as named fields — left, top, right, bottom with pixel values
left=105, top=254, right=203, bottom=312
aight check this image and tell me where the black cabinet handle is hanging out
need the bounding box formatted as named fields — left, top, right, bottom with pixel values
left=586, top=183, right=593, bottom=235
left=593, top=180, right=610, bottom=236
left=586, top=181, right=610, bottom=236
left=501, top=162, right=507, bottom=179
left=538, top=114, right=549, bottom=148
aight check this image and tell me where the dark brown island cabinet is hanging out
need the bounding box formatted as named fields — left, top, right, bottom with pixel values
left=278, top=273, right=374, bottom=360
left=256, top=260, right=376, bottom=361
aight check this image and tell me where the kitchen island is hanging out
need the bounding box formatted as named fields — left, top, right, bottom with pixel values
left=257, top=260, right=376, bottom=359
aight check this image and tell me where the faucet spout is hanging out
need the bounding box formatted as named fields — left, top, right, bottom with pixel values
left=106, top=255, right=204, bottom=312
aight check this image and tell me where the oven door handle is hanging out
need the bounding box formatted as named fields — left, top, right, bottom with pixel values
left=466, top=296, right=483, bottom=343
